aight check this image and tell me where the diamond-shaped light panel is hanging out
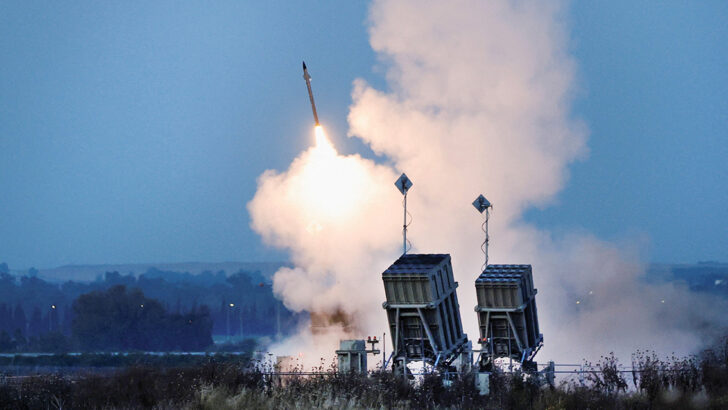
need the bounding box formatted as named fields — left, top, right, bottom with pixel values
left=395, top=173, right=413, bottom=195
left=472, top=194, right=491, bottom=213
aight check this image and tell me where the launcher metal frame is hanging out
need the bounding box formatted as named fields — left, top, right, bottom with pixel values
left=381, top=254, right=469, bottom=375
left=475, top=264, right=543, bottom=371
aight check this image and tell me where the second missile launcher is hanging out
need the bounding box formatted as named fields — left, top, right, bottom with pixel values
left=475, top=264, right=543, bottom=370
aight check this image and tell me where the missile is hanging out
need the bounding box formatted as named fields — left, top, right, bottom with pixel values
left=302, top=61, right=320, bottom=126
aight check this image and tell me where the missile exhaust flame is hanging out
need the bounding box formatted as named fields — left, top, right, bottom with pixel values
left=314, top=125, right=330, bottom=150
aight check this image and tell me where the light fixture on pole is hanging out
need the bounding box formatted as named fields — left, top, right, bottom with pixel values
left=395, top=173, right=413, bottom=255
left=472, top=194, right=493, bottom=271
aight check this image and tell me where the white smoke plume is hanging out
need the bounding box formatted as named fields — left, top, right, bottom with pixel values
left=249, top=0, right=727, bottom=366
left=248, top=129, right=402, bottom=366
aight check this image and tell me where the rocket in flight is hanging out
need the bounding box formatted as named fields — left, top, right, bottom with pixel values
left=302, top=61, right=320, bottom=126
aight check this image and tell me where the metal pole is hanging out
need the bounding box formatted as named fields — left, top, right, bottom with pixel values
left=403, top=193, right=407, bottom=254
left=394, top=308, right=400, bottom=358
left=421, top=322, right=425, bottom=371
left=489, top=321, right=494, bottom=360
left=484, top=208, right=490, bottom=267
left=508, top=321, right=512, bottom=370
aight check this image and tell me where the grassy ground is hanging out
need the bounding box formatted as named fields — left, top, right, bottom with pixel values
left=1, top=338, right=727, bottom=409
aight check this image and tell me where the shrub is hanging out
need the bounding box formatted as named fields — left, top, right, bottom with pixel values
left=585, top=352, right=629, bottom=394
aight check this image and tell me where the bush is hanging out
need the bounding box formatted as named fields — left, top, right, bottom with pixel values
left=700, top=335, right=728, bottom=397
left=585, top=352, right=629, bottom=395
left=3, top=337, right=728, bottom=409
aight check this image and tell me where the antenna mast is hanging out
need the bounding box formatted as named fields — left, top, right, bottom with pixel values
left=395, top=173, right=413, bottom=255
left=472, top=194, right=493, bottom=270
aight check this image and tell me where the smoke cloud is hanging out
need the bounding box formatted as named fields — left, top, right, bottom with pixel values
left=248, top=130, right=402, bottom=365
left=249, top=0, right=727, bottom=366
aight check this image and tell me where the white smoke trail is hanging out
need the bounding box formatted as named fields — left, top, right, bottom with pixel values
left=249, top=0, right=727, bottom=366
left=248, top=129, right=402, bottom=367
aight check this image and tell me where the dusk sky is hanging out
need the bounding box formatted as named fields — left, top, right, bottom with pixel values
left=1, top=1, right=726, bottom=270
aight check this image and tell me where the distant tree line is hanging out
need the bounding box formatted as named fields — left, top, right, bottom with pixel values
left=72, top=285, right=213, bottom=351
left=0, top=263, right=302, bottom=352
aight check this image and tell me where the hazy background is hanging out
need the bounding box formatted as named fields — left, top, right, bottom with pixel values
left=1, top=1, right=726, bottom=271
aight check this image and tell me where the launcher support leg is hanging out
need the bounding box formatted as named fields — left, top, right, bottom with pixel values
left=383, top=352, right=394, bottom=370
left=483, top=311, right=490, bottom=349
left=416, top=308, right=439, bottom=352
left=394, top=308, right=400, bottom=359
left=505, top=312, right=524, bottom=352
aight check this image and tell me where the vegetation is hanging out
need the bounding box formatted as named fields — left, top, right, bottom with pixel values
left=0, top=285, right=213, bottom=353
left=72, top=286, right=212, bottom=351
left=1, top=337, right=727, bottom=409
left=0, top=267, right=301, bottom=352
left=0, top=352, right=252, bottom=368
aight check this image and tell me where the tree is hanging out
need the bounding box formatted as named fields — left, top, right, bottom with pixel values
left=13, top=328, right=27, bottom=351
left=0, top=304, right=10, bottom=333
left=72, top=285, right=212, bottom=351
left=0, top=330, right=14, bottom=352
left=13, top=304, right=26, bottom=335
left=33, top=331, right=70, bottom=353
left=28, top=307, right=42, bottom=337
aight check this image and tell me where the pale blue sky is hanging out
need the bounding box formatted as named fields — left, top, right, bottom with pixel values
left=0, top=1, right=726, bottom=269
